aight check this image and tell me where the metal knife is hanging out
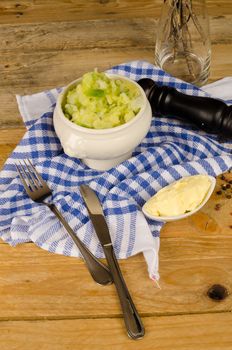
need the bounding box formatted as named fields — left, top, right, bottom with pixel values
left=80, top=184, right=145, bottom=340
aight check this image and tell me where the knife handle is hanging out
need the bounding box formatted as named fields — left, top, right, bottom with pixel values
left=47, top=203, right=112, bottom=286
left=103, top=244, right=145, bottom=340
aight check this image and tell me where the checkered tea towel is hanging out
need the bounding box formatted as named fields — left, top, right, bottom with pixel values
left=1, top=60, right=232, bottom=282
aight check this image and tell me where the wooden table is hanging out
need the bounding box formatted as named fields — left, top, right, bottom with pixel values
left=0, top=1, right=232, bottom=349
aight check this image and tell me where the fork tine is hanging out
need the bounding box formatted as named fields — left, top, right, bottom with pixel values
left=27, top=159, right=50, bottom=191
left=23, top=160, right=42, bottom=190
left=15, top=163, right=32, bottom=196
left=19, top=161, right=36, bottom=191
left=22, top=160, right=38, bottom=190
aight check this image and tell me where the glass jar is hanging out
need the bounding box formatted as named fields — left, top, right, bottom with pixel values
left=154, top=0, right=211, bottom=86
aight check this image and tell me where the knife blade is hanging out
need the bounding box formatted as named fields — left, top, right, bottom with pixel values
left=80, top=184, right=145, bottom=340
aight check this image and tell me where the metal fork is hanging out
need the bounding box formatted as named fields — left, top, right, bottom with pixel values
left=15, top=159, right=112, bottom=286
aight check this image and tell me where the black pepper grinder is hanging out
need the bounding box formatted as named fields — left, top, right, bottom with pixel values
left=137, top=78, right=232, bottom=138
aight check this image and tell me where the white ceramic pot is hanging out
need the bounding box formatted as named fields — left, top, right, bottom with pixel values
left=53, top=74, right=152, bottom=171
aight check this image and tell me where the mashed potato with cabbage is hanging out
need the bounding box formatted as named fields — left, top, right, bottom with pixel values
left=63, top=70, right=141, bottom=129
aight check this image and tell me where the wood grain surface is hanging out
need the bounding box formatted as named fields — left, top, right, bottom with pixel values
left=0, top=0, right=231, bottom=24
left=1, top=313, right=232, bottom=350
left=0, top=0, right=232, bottom=349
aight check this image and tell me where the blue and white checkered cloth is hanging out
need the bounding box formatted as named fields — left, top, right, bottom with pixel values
left=0, top=60, right=232, bottom=281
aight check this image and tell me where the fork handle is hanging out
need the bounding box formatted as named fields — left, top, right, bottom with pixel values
left=46, top=203, right=112, bottom=285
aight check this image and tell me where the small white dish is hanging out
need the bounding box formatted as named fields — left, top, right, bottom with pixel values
left=53, top=73, right=152, bottom=171
left=142, top=175, right=216, bottom=222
